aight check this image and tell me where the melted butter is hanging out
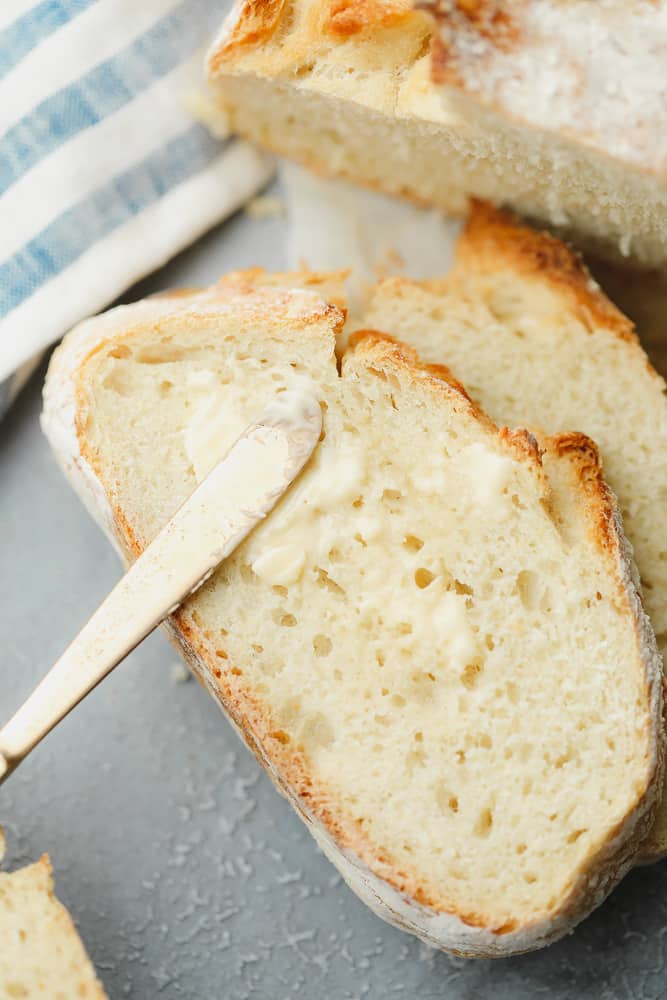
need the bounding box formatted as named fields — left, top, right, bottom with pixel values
left=251, top=543, right=305, bottom=585
left=182, top=372, right=366, bottom=586
left=183, top=376, right=250, bottom=481
left=182, top=373, right=480, bottom=665
left=462, top=444, right=516, bottom=506
left=245, top=430, right=366, bottom=584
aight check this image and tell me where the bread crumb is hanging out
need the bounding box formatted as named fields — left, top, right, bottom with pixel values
left=170, top=663, right=192, bottom=684
left=182, top=90, right=230, bottom=140
left=245, top=196, right=285, bottom=220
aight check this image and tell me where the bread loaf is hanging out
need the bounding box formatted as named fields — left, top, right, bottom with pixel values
left=0, top=856, right=107, bottom=998
left=206, top=0, right=667, bottom=271
left=353, top=200, right=667, bottom=859
left=42, top=273, right=663, bottom=956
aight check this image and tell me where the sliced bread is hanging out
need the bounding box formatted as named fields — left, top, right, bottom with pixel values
left=206, top=0, right=667, bottom=270
left=42, top=276, right=663, bottom=956
left=0, top=856, right=107, bottom=998
left=354, top=200, right=667, bottom=859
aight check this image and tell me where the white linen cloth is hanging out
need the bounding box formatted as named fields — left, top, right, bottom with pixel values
left=0, top=0, right=273, bottom=415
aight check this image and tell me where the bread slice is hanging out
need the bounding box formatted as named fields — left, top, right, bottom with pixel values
left=42, top=277, right=663, bottom=956
left=354, top=200, right=667, bottom=859
left=0, top=856, right=107, bottom=998
left=206, top=0, right=667, bottom=271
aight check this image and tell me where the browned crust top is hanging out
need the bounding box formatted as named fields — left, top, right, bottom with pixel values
left=327, top=0, right=413, bottom=35
left=425, top=0, right=519, bottom=86
left=209, top=0, right=428, bottom=73
left=546, top=431, right=622, bottom=560
left=455, top=200, right=638, bottom=342
left=209, top=0, right=288, bottom=72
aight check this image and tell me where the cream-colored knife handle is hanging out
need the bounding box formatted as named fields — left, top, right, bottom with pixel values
left=0, top=390, right=321, bottom=783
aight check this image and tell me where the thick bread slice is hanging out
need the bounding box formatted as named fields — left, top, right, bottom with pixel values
left=42, top=279, right=663, bottom=957
left=355, top=200, right=667, bottom=860
left=0, top=856, right=107, bottom=998
left=206, top=0, right=667, bottom=270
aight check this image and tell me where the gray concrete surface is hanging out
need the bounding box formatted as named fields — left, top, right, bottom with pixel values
left=2, top=206, right=667, bottom=999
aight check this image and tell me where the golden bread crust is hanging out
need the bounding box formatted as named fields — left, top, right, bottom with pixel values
left=454, top=201, right=637, bottom=342
left=43, top=264, right=663, bottom=955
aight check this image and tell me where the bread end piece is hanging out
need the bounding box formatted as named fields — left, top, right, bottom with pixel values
left=0, top=855, right=107, bottom=998
left=206, top=0, right=667, bottom=270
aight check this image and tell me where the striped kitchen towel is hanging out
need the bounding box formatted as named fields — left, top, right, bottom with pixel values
left=0, top=0, right=273, bottom=417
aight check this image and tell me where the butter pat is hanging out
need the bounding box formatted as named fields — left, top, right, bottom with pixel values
left=183, top=381, right=249, bottom=481
left=252, top=544, right=305, bottom=585
left=463, top=444, right=516, bottom=506
left=435, top=592, right=478, bottom=670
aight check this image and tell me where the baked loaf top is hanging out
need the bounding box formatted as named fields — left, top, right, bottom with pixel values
left=427, top=0, right=667, bottom=176
left=208, top=0, right=667, bottom=177
left=0, top=856, right=107, bottom=998
left=43, top=269, right=663, bottom=956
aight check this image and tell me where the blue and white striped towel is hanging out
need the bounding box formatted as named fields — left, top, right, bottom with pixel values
left=0, top=0, right=273, bottom=417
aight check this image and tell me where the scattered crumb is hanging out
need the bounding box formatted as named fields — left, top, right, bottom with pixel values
left=245, top=196, right=285, bottom=220
left=170, top=663, right=192, bottom=684
left=182, top=90, right=231, bottom=140
left=0, top=826, right=5, bottom=863
left=374, top=246, right=406, bottom=278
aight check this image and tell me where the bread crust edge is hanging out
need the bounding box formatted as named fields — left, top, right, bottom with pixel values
left=41, top=280, right=664, bottom=958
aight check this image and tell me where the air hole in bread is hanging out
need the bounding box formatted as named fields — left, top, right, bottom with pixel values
left=107, top=344, right=131, bottom=360
left=299, top=712, right=334, bottom=752
left=516, top=570, right=540, bottom=611
left=135, top=344, right=188, bottom=364
left=101, top=370, right=132, bottom=396
left=315, top=567, right=346, bottom=596
left=460, top=662, right=483, bottom=689
left=381, top=488, right=403, bottom=512
left=279, top=697, right=302, bottom=727
left=506, top=681, right=519, bottom=704
left=406, top=748, right=426, bottom=773
left=313, top=634, right=332, bottom=657
left=414, top=568, right=435, bottom=589
left=475, top=808, right=494, bottom=837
